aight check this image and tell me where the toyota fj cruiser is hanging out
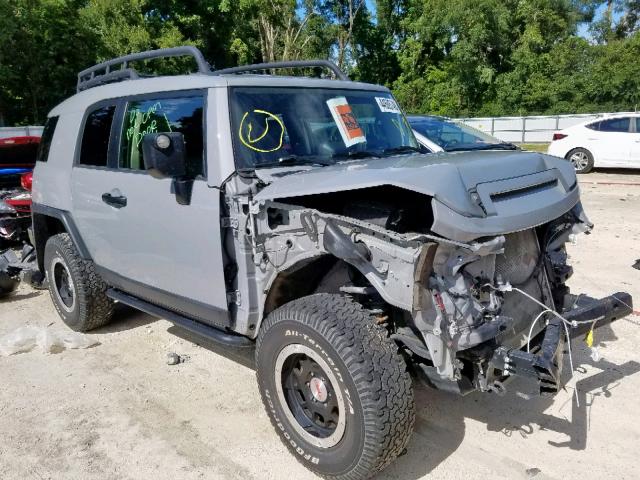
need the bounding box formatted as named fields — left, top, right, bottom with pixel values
left=32, top=46, right=633, bottom=479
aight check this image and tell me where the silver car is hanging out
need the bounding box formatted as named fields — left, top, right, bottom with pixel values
left=31, top=47, right=632, bottom=480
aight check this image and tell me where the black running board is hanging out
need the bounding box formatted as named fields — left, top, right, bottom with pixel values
left=106, top=288, right=254, bottom=348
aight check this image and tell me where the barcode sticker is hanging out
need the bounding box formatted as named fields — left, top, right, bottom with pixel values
left=375, top=97, right=401, bottom=114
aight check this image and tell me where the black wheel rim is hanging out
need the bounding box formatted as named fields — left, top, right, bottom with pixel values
left=281, top=353, right=340, bottom=439
left=53, top=259, right=74, bottom=309
left=275, top=343, right=347, bottom=448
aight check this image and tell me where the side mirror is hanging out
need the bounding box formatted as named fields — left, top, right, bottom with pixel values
left=142, top=132, right=193, bottom=205
left=142, top=132, right=187, bottom=179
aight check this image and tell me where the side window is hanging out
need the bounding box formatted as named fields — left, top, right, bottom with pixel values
left=119, top=96, right=204, bottom=176
left=79, top=105, right=116, bottom=167
left=36, top=116, right=59, bottom=162
left=585, top=121, right=600, bottom=131
left=598, top=117, right=630, bottom=133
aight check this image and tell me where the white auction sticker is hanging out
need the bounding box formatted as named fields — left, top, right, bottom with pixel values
left=375, top=97, right=401, bottom=114
left=326, top=97, right=367, bottom=147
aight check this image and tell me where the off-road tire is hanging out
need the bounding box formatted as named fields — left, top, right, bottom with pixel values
left=566, top=147, right=594, bottom=174
left=256, top=293, right=415, bottom=480
left=44, top=233, right=114, bottom=331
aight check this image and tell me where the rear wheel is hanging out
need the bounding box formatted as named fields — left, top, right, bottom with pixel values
left=566, top=148, right=594, bottom=174
left=44, top=233, right=114, bottom=331
left=256, top=294, right=415, bottom=480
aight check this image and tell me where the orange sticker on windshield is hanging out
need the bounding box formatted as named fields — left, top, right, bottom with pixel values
left=326, top=97, right=366, bottom=147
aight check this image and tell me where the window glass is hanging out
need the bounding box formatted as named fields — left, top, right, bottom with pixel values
left=120, top=96, right=204, bottom=176
left=409, top=117, right=503, bottom=151
left=585, top=121, right=599, bottom=131
left=79, top=106, right=115, bottom=166
left=229, top=87, right=417, bottom=169
left=598, top=117, right=630, bottom=133
left=36, top=116, right=59, bottom=162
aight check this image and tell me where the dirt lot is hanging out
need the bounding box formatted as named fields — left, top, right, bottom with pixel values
left=1, top=169, right=640, bottom=480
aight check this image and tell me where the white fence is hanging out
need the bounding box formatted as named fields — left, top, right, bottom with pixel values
left=0, top=126, right=44, bottom=139
left=456, top=112, right=638, bottom=144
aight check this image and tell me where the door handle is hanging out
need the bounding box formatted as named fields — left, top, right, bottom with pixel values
left=101, top=192, right=127, bottom=208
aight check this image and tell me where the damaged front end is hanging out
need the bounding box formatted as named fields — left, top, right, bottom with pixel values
left=223, top=152, right=632, bottom=398
left=245, top=197, right=632, bottom=397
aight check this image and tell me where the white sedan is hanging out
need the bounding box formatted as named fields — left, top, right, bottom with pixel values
left=547, top=114, right=640, bottom=173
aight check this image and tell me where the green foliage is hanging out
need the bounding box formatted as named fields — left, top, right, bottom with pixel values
left=1, top=0, right=639, bottom=125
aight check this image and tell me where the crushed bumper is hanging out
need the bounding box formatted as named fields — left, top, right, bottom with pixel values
left=491, top=292, right=633, bottom=395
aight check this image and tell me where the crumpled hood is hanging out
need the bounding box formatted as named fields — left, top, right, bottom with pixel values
left=254, top=150, right=578, bottom=219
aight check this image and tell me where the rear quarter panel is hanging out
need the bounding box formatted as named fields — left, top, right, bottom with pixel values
left=32, top=111, right=83, bottom=211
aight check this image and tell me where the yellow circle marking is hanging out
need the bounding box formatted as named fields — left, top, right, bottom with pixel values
left=239, top=109, right=285, bottom=153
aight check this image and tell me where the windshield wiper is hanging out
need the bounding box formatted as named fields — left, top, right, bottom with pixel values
left=446, top=143, right=519, bottom=152
left=383, top=145, right=423, bottom=155
left=332, top=150, right=381, bottom=160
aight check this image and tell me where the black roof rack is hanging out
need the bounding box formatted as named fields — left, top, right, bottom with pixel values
left=77, top=46, right=350, bottom=92
left=77, top=46, right=212, bottom=92
left=213, top=60, right=350, bottom=81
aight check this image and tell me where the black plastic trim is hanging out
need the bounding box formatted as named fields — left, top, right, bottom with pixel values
left=96, top=266, right=230, bottom=329
left=77, top=46, right=211, bottom=92
left=214, top=59, right=349, bottom=81
left=107, top=288, right=252, bottom=347
left=31, top=203, right=91, bottom=259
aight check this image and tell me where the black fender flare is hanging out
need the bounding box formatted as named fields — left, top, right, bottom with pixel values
left=31, top=203, right=91, bottom=272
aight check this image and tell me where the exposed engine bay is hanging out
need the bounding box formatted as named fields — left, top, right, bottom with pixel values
left=219, top=155, right=633, bottom=397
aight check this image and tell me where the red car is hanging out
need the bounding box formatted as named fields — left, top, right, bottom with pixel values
left=0, top=136, right=39, bottom=245
left=0, top=136, right=39, bottom=189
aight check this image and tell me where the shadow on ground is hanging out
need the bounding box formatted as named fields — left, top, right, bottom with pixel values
left=93, top=304, right=156, bottom=333
left=592, top=168, right=640, bottom=176
left=1, top=290, right=42, bottom=304
left=102, top=309, right=640, bottom=479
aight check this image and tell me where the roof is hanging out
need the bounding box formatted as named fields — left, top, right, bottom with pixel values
left=51, top=46, right=389, bottom=117
left=50, top=73, right=389, bottom=117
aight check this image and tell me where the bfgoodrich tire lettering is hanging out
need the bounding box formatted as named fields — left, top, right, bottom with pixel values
left=44, top=233, right=114, bottom=331
left=256, top=294, right=415, bottom=480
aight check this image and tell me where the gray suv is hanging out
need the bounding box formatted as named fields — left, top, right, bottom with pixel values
left=32, top=46, right=632, bottom=479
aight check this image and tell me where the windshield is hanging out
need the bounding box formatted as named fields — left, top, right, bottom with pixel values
left=230, top=87, right=418, bottom=169
left=409, top=117, right=514, bottom=151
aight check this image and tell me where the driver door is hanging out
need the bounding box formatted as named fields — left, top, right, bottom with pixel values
left=71, top=90, right=229, bottom=327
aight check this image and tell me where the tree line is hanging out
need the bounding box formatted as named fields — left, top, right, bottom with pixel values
left=1, top=0, right=639, bottom=126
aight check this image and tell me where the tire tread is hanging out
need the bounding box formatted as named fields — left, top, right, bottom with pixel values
left=256, top=293, right=415, bottom=480
left=45, top=233, right=114, bottom=331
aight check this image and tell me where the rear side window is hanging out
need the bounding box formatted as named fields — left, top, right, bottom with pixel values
left=598, top=117, right=630, bottom=133
left=36, top=116, right=59, bottom=162
left=119, top=96, right=204, bottom=176
left=79, top=105, right=116, bottom=167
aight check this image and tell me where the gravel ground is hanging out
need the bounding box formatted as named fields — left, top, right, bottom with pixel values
left=1, top=169, right=639, bottom=480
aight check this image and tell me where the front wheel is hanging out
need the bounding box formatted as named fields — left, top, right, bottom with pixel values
left=566, top=148, right=594, bottom=174
left=256, top=294, right=415, bottom=480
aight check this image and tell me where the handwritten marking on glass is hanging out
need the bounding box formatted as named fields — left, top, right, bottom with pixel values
left=238, top=109, right=285, bottom=153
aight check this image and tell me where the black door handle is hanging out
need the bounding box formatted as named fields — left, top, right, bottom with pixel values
left=101, top=192, right=127, bottom=208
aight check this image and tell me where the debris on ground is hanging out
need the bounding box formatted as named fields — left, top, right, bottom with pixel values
left=526, top=467, right=542, bottom=477
left=0, top=326, right=99, bottom=356
left=166, top=352, right=189, bottom=365
left=633, top=259, right=640, bottom=270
